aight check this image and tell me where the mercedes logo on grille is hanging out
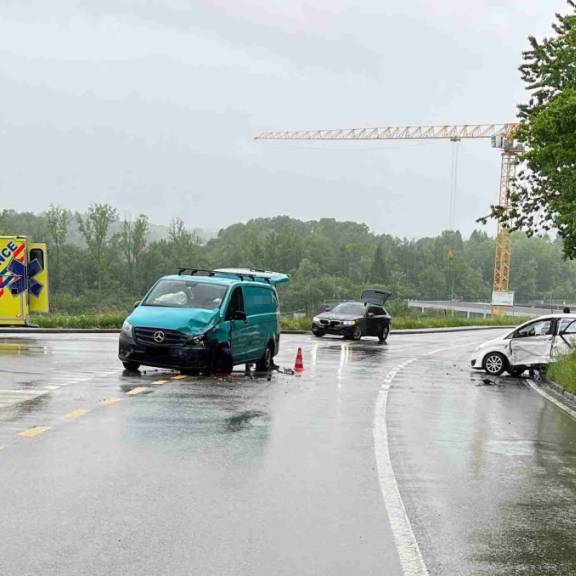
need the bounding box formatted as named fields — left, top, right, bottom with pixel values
left=153, top=330, right=165, bottom=343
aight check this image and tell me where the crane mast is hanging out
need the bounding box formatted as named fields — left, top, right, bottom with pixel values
left=256, top=123, right=520, bottom=316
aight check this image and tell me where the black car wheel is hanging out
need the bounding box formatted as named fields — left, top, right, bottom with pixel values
left=378, top=324, right=390, bottom=343
left=256, top=342, right=274, bottom=372
left=213, top=346, right=233, bottom=375
left=508, top=367, right=525, bottom=377
left=351, top=325, right=363, bottom=341
left=312, top=328, right=325, bottom=337
left=122, top=361, right=140, bottom=371
left=482, top=352, right=507, bottom=376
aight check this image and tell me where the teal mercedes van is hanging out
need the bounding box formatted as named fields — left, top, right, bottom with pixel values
left=118, top=268, right=288, bottom=374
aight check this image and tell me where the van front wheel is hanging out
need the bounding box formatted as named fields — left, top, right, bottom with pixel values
left=256, top=343, right=274, bottom=372
left=213, top=346, right=233, bottom=375
left=122, top=361, right=140, bottom=372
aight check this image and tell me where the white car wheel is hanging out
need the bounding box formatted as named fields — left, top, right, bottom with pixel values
left=483, top=352, right=506, bottom=376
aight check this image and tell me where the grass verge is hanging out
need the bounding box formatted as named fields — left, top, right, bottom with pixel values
left=391, top=316, right=526, bottom=330
left=547, top=352, right=576, bottom=395
left=31, top=313, right=526, bottom=331
left=34, top=313, right=125, bottom=329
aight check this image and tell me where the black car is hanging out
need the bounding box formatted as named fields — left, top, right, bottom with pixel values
left=311, top=289, right=391, bottom=342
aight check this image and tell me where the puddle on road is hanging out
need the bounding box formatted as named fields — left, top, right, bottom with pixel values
left=0, top=394, right=50, bottom=422
left=225, top=410, right=268, bottom=432
left=483, top=439, right=538, bottom=457
left=0, top=338, right=47, bottom=356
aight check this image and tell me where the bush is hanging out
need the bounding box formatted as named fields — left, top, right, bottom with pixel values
left=548, top=352, right=576, bottom=395
left=33, top=313, right=125, bottom=329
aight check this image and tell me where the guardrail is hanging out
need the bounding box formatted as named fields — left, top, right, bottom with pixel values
left=407, top=300, right=551, bottom=318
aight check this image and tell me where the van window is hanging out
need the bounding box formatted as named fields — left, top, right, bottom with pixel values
left=244, top=286, right=275, bottom=315
left=29, top=248, right=44, bottom=270
left=227, top=287, right=245, bottom=319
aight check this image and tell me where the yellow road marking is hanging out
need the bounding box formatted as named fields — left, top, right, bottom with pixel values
left=64, top=408, right=89, bottom=420
left=126, top=387, right=150, bottom=396
left=154, top=379, right=169, bottom=385
left=171, top=375, right=188, bottom=380
left=19, top=426, right=50, bottom=438
left=100, top=396, right=121, bottom=406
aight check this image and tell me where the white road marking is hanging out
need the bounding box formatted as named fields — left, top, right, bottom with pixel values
left=373, top=359, right=428, bottom=576
left=527, top=380, right=576, bottom=421
left=373, top=342, right=474, bottom=576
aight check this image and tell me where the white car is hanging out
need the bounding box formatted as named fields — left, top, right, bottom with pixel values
left=471, top=314, right=576, bottom=376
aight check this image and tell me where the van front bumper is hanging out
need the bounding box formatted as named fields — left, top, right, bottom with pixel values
left=118, top=332, right=214, bottom=370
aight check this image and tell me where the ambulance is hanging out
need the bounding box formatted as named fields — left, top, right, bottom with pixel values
left=0, top=236, right=49, bottom=326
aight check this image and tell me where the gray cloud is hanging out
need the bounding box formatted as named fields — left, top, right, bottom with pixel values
left=0, top=0, right=568, bottom=237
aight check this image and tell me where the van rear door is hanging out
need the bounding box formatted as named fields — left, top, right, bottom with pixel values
left=0, top=237, right=28, bottom=325
left=28, top=243, right=49, bottom=313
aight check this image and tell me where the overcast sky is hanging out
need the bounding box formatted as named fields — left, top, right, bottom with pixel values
left=0, top=0, right=567, bottom=238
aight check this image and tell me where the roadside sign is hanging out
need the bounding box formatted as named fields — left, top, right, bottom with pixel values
left=492, top=290, right=514, bottom=307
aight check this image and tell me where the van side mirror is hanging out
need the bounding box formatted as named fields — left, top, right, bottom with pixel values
left=133, top=301, right=141, bottom=309
left=231, top=310, right=247, bottom=321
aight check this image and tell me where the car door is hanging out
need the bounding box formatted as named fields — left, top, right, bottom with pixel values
left=243, top=286, right=268, bottom=361
left=510, top=318, right=556, bottom=366
left=365, top=306, right=381, bottom=336
left=226, top=286, right=249, bottom=363
left=553, top=317, right=576, bottom=359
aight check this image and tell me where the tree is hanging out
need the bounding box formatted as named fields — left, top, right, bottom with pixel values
left=77, top=203, right=118, bottom=294
left=370, top=243, right=387, bottom=283
left=45, top=205, right=71, bottom=291
left=121, top=214, right=149, bottom=292
left=167, top=217, right=205, bottom=270
left=492, top=2, right=576, bottom=257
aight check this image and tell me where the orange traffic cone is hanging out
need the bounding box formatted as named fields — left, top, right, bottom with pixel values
left=294, top=347, right=304, bottom=373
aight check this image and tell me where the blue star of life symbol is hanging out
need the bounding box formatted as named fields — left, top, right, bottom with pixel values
left=0, top=257, right=44, bottom=297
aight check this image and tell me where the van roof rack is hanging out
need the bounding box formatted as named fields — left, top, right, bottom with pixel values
left=177, top=268, right=270, bottom=283
left=178, top=268, right=216, bottom=277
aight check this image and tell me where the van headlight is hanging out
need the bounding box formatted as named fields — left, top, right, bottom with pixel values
left=121, top=320, right=133, bottom=337
left=190, top=334, right=207, bottom=347
left=313, top=316, right=320, bottom=323
left=342, top=320, right=356, bottom=326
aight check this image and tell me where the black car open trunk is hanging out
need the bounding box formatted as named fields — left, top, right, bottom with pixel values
left=361, top=289, right=391, bottom=306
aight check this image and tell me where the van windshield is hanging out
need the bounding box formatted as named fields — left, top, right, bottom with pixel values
left=143, top=280, right=228, bottom=310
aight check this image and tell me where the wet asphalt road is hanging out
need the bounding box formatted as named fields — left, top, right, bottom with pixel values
left=0, top=331, right=576, bottom=575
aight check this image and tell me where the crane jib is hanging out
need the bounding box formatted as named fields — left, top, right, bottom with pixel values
left=254, top=121, right=521, bottom=316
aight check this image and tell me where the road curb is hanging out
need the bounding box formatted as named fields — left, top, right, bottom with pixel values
left=526, top=376, right=576, bottom=421
left=542, top=376, right=576, bottom=406
left=1, top=325, right=516, bottom=336
left=390, top=325, right=515, bottom=335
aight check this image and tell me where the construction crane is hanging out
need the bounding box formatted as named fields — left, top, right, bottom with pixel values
left=255, top=123, right=521, bottom=316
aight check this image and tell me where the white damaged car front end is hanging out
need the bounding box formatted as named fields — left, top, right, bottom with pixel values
left=471, top=315, right=576, bottom=376
left=470, top=334, right=513, bottom=373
